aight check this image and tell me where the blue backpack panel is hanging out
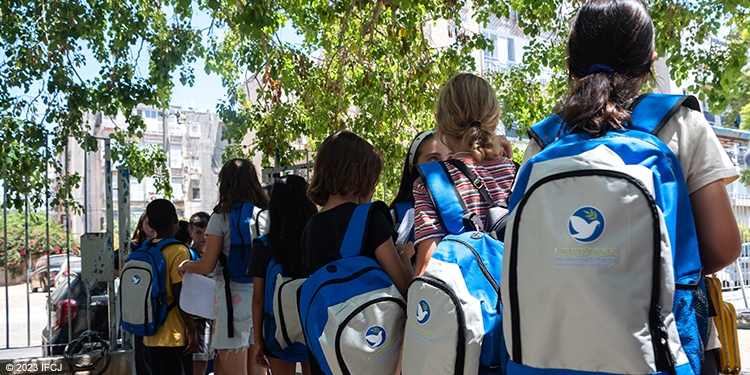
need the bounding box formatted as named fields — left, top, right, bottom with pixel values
left=402, top=159, right=507, bottom=375
left=503, top=94, right=707, bottom=375
left=120, top=238, right=181, bottom=336
left=258, top=235, right=309, bottom=363
left=298, top=202, right=406, bottom=375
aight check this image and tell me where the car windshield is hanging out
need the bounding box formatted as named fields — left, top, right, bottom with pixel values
left=48, top=256, right=71, bottom=267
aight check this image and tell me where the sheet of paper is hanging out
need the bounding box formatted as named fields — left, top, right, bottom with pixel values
left=180, top=272, right=216, bottom=319
left=396, top=207, right=414, bottom=244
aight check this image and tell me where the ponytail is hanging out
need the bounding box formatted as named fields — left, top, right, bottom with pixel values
left=560, top=71, right=641, bottom=136
left=562, top=0, right=656, bottom=137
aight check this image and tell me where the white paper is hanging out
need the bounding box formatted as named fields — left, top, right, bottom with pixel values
left=396, top=208, right=415, bottom=244
left=180, top=272, right=216, bottom=319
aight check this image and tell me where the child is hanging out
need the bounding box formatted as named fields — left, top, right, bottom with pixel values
left=522, top=0, right=739, bottom=274
left=188, top=212, right=213, bottom=375
left=142, top=199, right=197, bottom=375
left=389, top=129, right=449, bottom=245
left=516, top=0, right=740, bottom=372
left=248, top=175, right=317, bottom=375
left=412, top=73, right=517, bottom=276
left=302, top=130, right=414, bottom=374
left=178, top=158, right=269, bottom=375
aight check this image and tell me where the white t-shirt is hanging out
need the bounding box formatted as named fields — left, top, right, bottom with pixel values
left=522, top=106, right=738, bottom=192
left=206, top=205, right=270, bottom=278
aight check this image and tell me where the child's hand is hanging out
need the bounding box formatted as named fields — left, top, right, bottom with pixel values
left=177, top=260, right=191, bottom=276
left=252, top=344, right=270, bottom=369
left=396, top=242, right=415, bottom=261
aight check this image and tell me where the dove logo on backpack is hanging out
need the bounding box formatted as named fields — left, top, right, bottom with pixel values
left=416, top=300, right=430, bottom=324
left=365, top=326, right=386, bottom=348
left=568, top=207, right=605, bottom=243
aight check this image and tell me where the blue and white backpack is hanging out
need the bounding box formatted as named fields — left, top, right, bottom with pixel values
left=402, top=159, right=507, bottom=375
left=255, top=235, right=309, bottom=363
left=298, top=202, right=406, bottom=375
left=120, top=238, right=182, bottom=336
left=216, top=202, right=266, bottom=338
left=502, top=94, right=708, bottom=375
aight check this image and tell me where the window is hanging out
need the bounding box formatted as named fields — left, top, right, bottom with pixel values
left=189, top=123, right=200, bottom=138
left=172, top=178, right=184, bottom=200
left=170, top=145, right=182, bottom=169
left=483, top=32, right=515, bottom=63
left=191, top=156, right=200, bottom=170
left=192, top=188, right=201, bottom=201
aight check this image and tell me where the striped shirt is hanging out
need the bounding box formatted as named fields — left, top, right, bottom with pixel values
left=414, top=157, right=516, bottom=246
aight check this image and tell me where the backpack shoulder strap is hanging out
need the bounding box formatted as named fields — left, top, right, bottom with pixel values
left=629, top=94, right=700, bottom=135
left=339, top=202, right=389, bottom=259
left=393, top=201, right=413, bottom=222
left=444, top=159, right=497, bottom=208
left=416, top=161, right=466, bottom=235
left=528, top=114, right=564, bottom=150
left=152, top=238, right=181, bottom=251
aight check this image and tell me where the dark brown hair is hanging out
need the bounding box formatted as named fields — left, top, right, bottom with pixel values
left=390, top=132, right=437, bottom=209
left=307, top=131, right=384, bottom=206
left=214, top=158, right=269, bottom=214
left=268, top=175, right=318, bottom=278
left=561, top=0, right=654, bottom=136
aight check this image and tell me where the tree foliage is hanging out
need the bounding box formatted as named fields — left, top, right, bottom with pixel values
left=2, top=0, right=750, bottom=205
left=0, top=212, right=80, bottom=276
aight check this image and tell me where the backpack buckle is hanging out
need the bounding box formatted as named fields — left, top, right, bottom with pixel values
left=473, top=179, right=484, bottom=190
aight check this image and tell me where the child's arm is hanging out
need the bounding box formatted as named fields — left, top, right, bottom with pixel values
left=690, top=180, right=741, bottom=273
left=178, top=234, right=222, bottom=275
left=375, top=239, right=413, bottom=296
left=251, top=276, right=270, bottom=369
left=413, top=239, right=439, bottom=277
left=172, top=282, right=197, bottom=355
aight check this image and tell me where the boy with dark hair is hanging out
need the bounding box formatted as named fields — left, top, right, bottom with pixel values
left=144, top=199, right=197, bottom=375
left=187, top=211, right=213, bottom=375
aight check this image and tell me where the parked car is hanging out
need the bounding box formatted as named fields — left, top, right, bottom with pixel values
left=29, top=254, right=77, bottom=292
left=41, top=273, right=111, bottom=356
left=54, top=256, right=82, bottom=288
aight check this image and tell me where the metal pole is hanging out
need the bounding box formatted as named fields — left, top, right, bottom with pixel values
left=163, top=109, right=170, bottom=170
left=24, top=175, right=30, bottom=346
left=104, top=140, right=117, bottom=349
left=84, top=148, right=88, bottom=233
left=3, top=155, right=8, bottom=349
left=45, top=135, right=52, bottom=350
left=117, top=166, right=131, bottom=352
left=65, top=142, right=72, bottom=345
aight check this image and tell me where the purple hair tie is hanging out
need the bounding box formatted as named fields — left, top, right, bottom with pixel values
left=588, top=64, right=613, bottom=77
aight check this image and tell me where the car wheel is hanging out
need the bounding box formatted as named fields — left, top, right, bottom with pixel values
left=30, top=284, right=38, bottom=293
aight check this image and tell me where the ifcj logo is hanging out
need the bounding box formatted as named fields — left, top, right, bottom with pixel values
left=132, top=274, right=141, bottom=285
left=416, top=300, right=430, bottom=324
left=568, top=206, right=605, bottom=243
left=365, top=326, right=386, bottom=348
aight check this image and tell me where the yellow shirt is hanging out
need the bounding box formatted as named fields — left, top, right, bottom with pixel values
left=143, top=239, right=190, bottom=347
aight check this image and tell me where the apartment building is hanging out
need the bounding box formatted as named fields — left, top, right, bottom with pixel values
left=60, top=103, right=225, bottom=237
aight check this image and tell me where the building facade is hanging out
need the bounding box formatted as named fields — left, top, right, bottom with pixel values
left=61, top=103, right=225, bottom=237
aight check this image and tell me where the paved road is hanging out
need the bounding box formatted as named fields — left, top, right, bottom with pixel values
left=0, top=283, right=49, bottom=355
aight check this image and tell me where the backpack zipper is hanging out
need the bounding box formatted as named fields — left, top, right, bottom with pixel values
left=443, top=237, right=501, bottom=308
